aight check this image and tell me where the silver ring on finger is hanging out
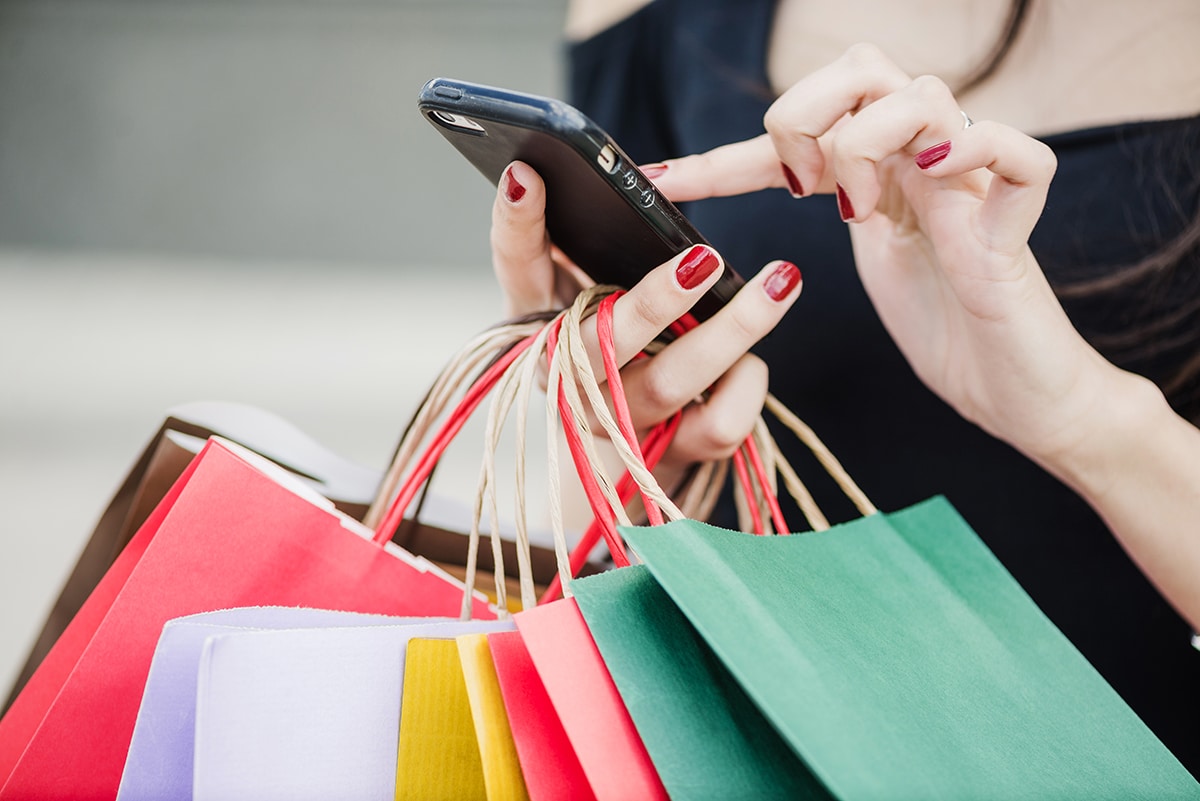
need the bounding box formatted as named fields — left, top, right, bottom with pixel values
left=960, top=109, right=974, bottom=130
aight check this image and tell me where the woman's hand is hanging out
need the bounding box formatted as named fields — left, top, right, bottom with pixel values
left=646, top=44, right=1200, bottom=628
left=490, top=160, right=803, bottom=480
left=647, top=43, right=1124, bottom=469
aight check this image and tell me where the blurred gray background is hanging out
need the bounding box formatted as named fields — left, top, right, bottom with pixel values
left=0, top=0, right=568, bottom=696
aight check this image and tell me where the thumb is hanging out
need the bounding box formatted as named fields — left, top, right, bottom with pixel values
left=491, top=161, right=558, bottom=316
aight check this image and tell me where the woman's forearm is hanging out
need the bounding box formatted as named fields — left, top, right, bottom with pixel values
left=1036, top=366, right=1200, bottom=631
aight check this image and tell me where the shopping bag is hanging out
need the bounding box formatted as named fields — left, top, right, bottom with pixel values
left=0, top=438, right=491, bottom=801
left=523, top=286, right=1198, bottom=796
left=487, top=631, right=595, bottom=801
left=513, top=598, right=669, bottom=801
left=570, top=566, right=823, bottom=800
left=457, top=634, right=529, bottom=801
left=382, top=285, right=785, bottom=801
left=395, top=638, right=489, bottom=801
left=4, top=401, right=384, bottom=713
left=191, top=617, right=512, bottom=801
left=117, top=606, right=424, bottom=801
left=619, top=499, right=1200, bottom=798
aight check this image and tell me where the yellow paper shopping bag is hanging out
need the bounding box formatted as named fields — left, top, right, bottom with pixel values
left=395, top=638, right=487, bottom=801
left=457, top=634, right=529, bottom=801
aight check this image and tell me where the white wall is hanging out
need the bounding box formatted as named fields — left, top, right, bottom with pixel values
left=0, top=0, right=569, bottom=699
left=0, top=0, right=567, bottom=265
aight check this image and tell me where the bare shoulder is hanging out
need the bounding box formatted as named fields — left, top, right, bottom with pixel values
left=564, top=0, right=654, bottom=42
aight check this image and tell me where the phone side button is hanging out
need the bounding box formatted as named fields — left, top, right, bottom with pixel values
left=433, top=85, right=463, bottom=100
left=639, top=188, right=655, bottom=208
left=597, top=144, right=619, bottom=172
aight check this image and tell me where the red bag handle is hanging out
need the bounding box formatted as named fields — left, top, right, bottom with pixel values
left=371, top=333, right=538, bottom=545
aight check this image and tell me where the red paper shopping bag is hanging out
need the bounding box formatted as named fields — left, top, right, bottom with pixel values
left=0, top=438, right=490, bottom=801
left=513, top=599, right=668, bottom=801
left=488, top=631, right=595, bottom=801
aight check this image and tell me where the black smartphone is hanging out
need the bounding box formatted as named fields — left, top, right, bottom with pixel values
left=417, top=78, right=743, bottom=320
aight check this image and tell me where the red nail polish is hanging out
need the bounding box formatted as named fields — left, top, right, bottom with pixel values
left=836, top=184, right=855, bottom=222
left=504, top=167, right=526, bottom=203
left=781, top=163, right=804, bottom=198
left=915, top=140, right=952, bottom=170
left=676, top=245, right=720, bottom=290
left=641, top=163, right=669, bottom=179
left=764, top=262, right=801, bottom=301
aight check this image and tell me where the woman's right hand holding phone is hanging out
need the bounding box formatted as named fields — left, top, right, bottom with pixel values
left=490, top=160, right=803, bottom=489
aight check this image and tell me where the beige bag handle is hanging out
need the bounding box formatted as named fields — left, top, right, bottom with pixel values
left=552, top=286, right=877, bottom=539
left=366, top=284, right=878, bottom=612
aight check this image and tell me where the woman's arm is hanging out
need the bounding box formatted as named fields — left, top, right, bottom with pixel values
left=649, top=43, right=1200, bottom=629
left=1045, top=367, right=1200, bottom=632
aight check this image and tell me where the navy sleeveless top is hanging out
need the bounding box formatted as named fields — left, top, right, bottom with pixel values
left=570, top=0, right=1200, bottom=775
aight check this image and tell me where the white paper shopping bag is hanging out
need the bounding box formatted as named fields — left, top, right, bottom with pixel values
left=118, top=607, right=424, bottom=801
left=191, top=616, right=515, bottom=801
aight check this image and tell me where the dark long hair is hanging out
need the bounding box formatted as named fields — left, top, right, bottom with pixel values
left=955, top=0, right=1033, bottom=95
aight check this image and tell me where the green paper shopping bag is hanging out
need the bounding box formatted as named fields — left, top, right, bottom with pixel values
left=619, top=499, right=1199, bottom=800
left=571, top=566, right=826, bottom=801
left=537, top=291, right=1198, bottom=797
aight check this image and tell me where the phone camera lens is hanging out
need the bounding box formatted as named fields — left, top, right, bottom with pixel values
left=429, top=110, right=486, bottom=133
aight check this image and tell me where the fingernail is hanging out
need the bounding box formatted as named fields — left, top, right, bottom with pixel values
left=836, top=183, right=855, bottom=222
left=641, top=163, right=669, bottom=179
left=915, top=140, right=952, bottom=170
left=764, top=261, right=801, bottom=301
left=781, top=163, right=804, bottom=198
left=503, top=166, right=526, bottom=203
left=676, top=245, right=720, bottom=290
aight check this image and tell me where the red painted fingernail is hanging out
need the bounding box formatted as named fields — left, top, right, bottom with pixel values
left=641, top=163, right=669, bottom=179
left=764, top=261, right=801, bottom=301
left=503, top=166, right=526, bottom=203
left=781, top=163, right=804, bottom=198
left=836, top=183, right=855, bottom=222
left=676, top=245, right=720, bottom=290
left=915, top=140, right=952, bottom=170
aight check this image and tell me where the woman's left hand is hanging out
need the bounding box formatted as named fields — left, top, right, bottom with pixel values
left=647, top=43, right=1117, bottom=469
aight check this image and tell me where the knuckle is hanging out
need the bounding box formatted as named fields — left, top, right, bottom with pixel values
left=739, top=353, right=770, bottom=386
left=1032, top=140, right=1058, bottom=179
left=828, top=132, right=866, bottom=173
left=639, top=366, right=686, bottom=412
left=842, top=42, right=887, bottom=69
left=697, top=412, right=754, bottom=458
left=628, top=289, right=669, bottom=328
left=683, top=152, right=722, bottom=195
left=764, top=105, right=814, bottom=148
left=488, top=229, right=512, bottom=264
left=762, top=103, right=787, bottom=135
left=725, top=305, right=767, bottom=343
left=489, top=226, right=526, bottom=267
left=828, top=130, right=850, bottom=162
left=910, top=73, right=953, bottom=104
left=680, top=151, right=708, bottom=173
left=488, top=224, right=506, bottom=251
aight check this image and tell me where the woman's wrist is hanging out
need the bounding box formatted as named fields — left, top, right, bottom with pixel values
left=1033, top=363, right=1174, bottom=502
left=1032, top=360, right=1200, bottom=630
